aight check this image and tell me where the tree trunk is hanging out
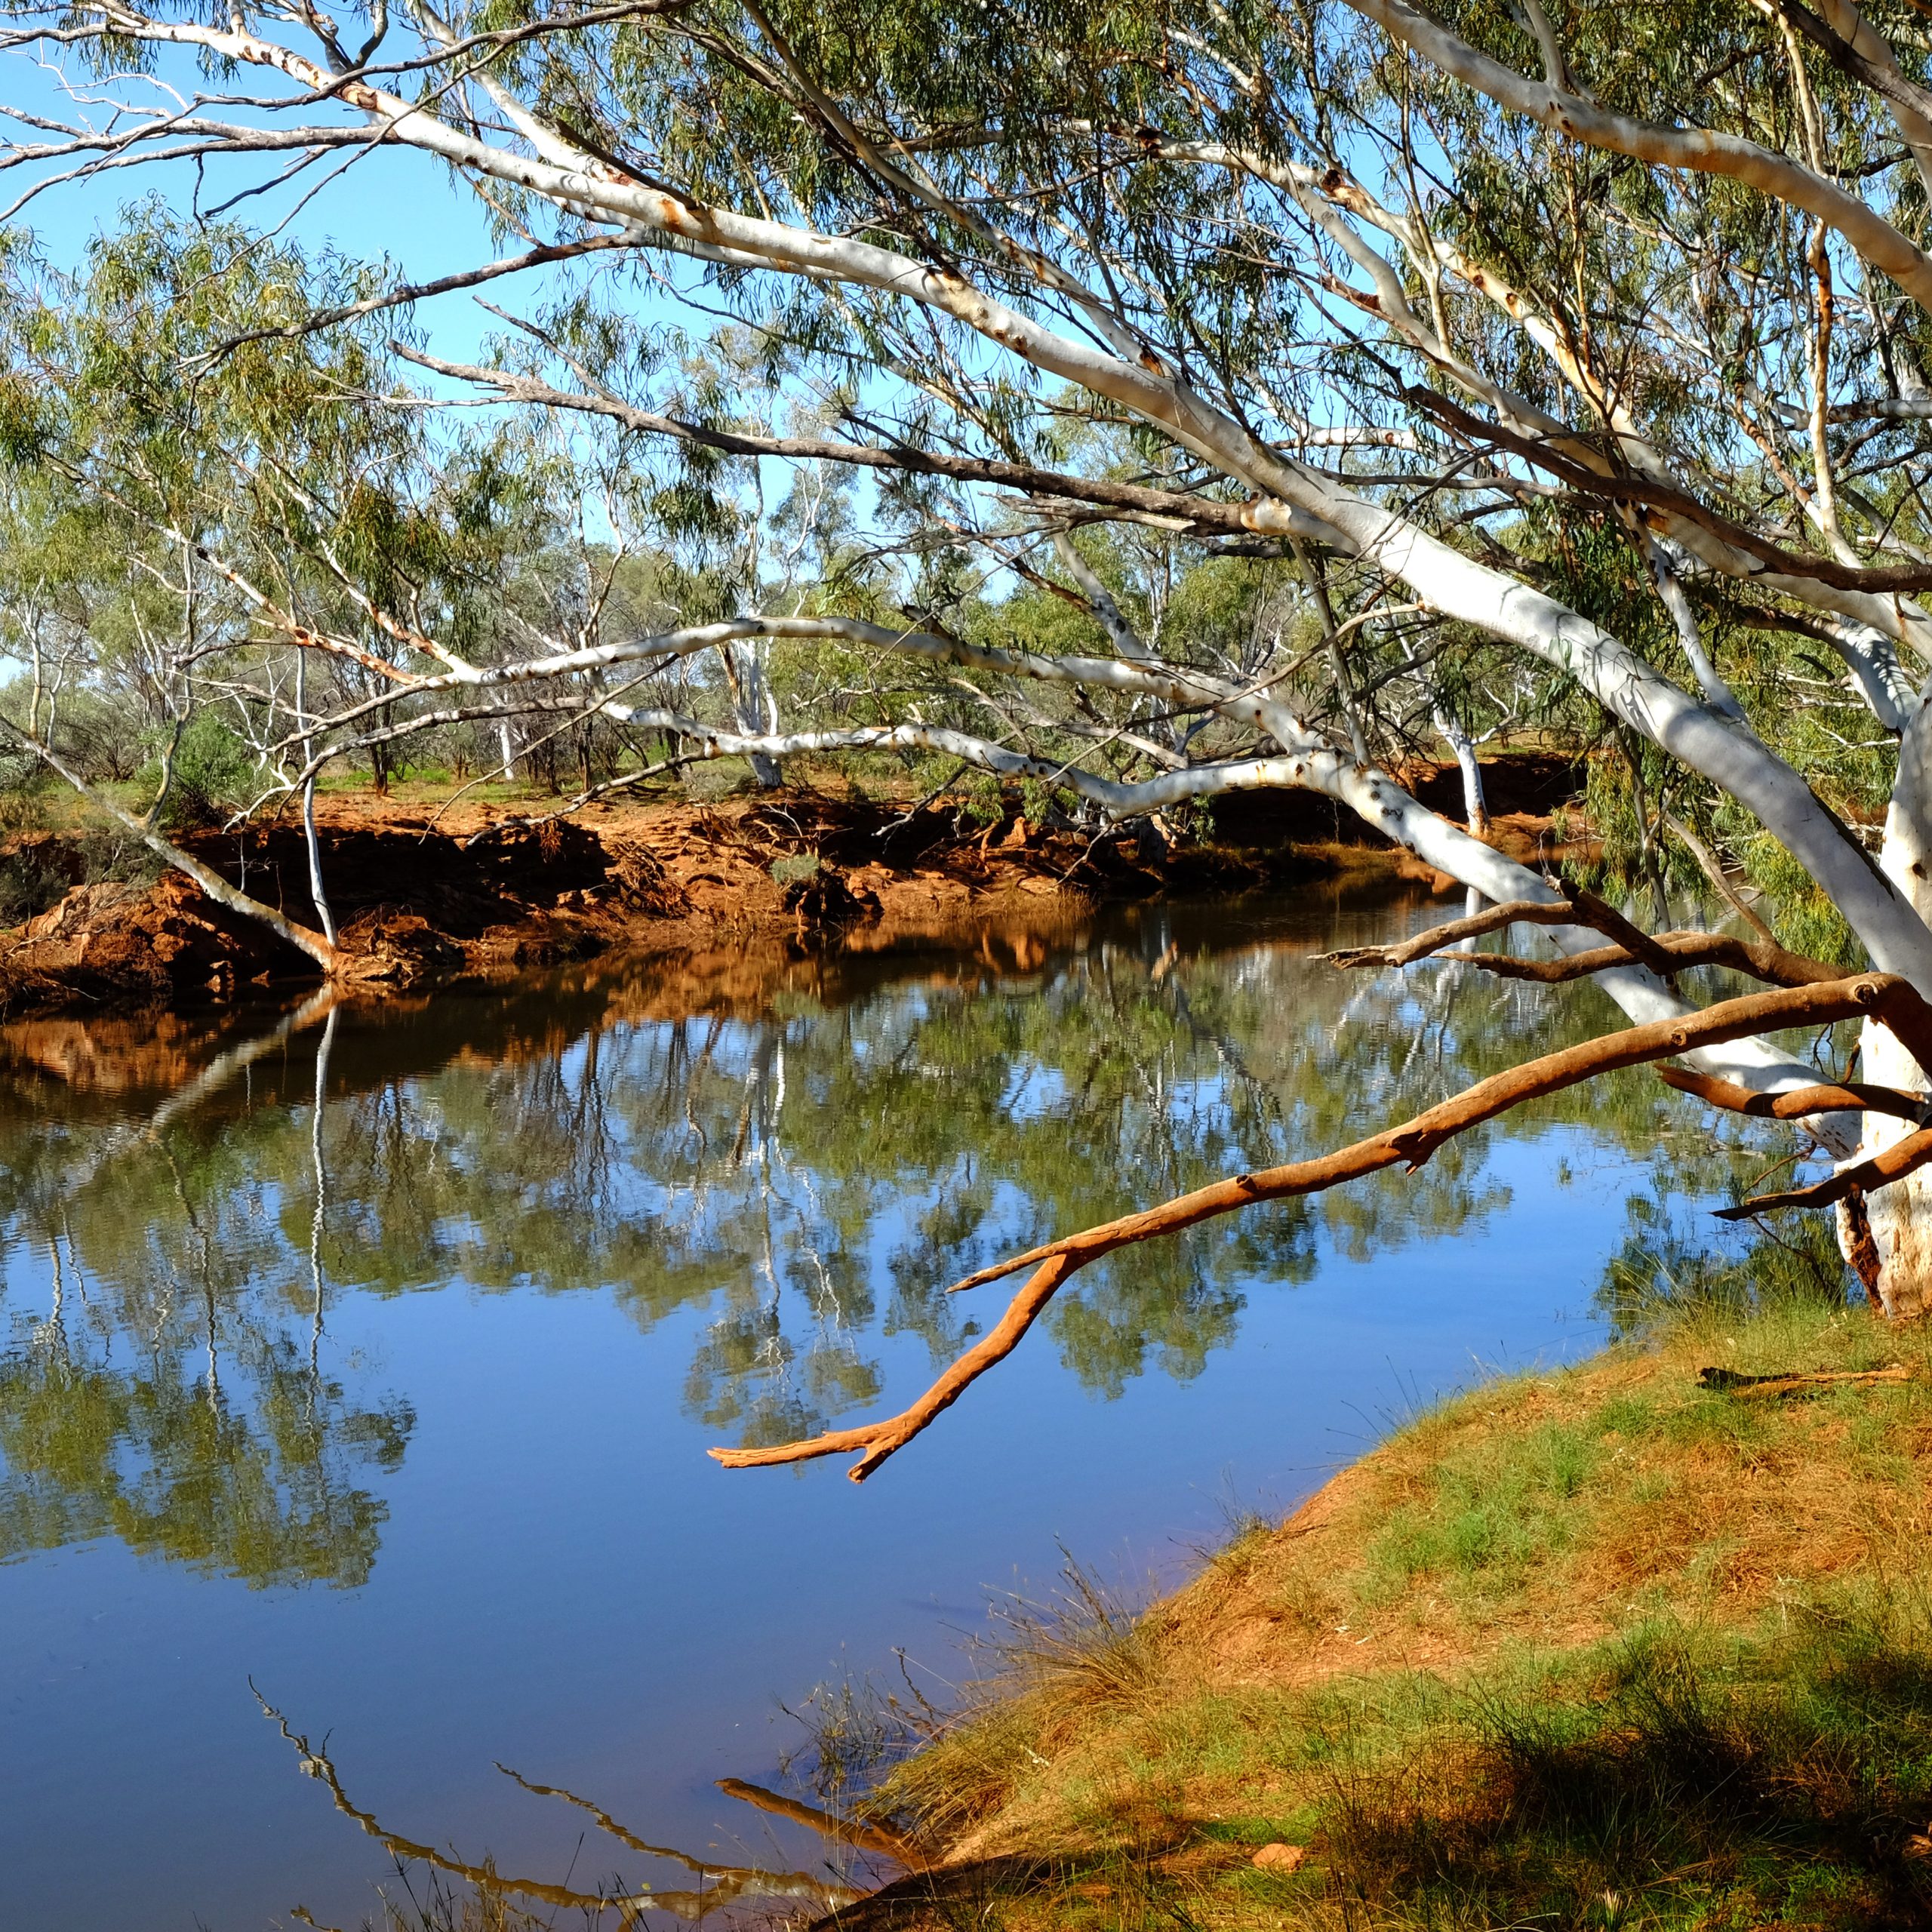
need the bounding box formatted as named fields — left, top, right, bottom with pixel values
left=297, top=651, right=336, bottom=946
left=720, top=641, right=782, bottom=789
left=1850, top=701, right=1932, bottom=1318
left=1438, top=711, right=1489, bottom=836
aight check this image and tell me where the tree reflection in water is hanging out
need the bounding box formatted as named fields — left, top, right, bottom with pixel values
left=0, top=889, right=1708, bottom=1592
left=0, top=888, right=1803, bottom=1927
left=261, top=1691, right=894, bottom=1926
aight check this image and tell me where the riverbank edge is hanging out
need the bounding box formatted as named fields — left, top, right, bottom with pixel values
left=835, top=1289, right=1932, bottom=1930
left=0, top=783, right=1556, bottom=1023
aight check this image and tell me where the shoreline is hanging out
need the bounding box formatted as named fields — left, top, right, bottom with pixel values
left=843, top=1278, right=1932, bottom=1929
left=0, top=784, right=1568, bottom=1025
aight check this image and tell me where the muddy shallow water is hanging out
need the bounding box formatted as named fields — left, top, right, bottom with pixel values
left=0, top=881, right=1667, bottom=1928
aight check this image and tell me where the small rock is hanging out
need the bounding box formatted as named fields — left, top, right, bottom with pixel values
left=1251, top=1842, right=1306, bottom=1873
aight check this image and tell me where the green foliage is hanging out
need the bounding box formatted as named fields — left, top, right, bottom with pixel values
left=1740, top=835, right=1869, bottom=972
left=770, top=850, right=822, bottom=886
left=135, top=711, right=255, bottom=828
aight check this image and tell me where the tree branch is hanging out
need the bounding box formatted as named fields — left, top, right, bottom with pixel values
left=714, top=973, right=1923, bottom=1480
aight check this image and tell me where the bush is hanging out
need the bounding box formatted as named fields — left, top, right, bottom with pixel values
left=0, top=823, right=163, bottom=929
left=134, top=712, right=256, bottom=828
left=0, top=841, right=71, bottom=924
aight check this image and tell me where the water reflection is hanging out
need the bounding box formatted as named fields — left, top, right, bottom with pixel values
left=0, top=886, right=1674, bottom=1594
left=0, top=882, right=1740, bottom=1931
left=264, top=1696, right=894, bottom=1925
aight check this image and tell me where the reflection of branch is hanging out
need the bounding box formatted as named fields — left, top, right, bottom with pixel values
left=256, top=1693, right=638, bottom=1915
left=255, top=1690, right=870, bottom=1922
left=145, top=988, right=339, bottom=1137
left=495, top=1764, right=720, bottom=1874
left=715, top=1774, right=929, bottom=1869
left=715, top=973, right=1925, bottom=1480
left=308, top=1007, right=337, bottom=1384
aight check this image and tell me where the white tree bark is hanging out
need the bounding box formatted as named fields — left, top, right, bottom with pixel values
left=1438, top=711, right=1489, bottom=835
left=0, top=717, right=338, bottom=972
left=1858, top=689, right=1932, bottom=1312
left=297, top=651, right=336, bottom=946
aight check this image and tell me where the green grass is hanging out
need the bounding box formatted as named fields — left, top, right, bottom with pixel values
left=851, top=1249, right=1932, bottom=1929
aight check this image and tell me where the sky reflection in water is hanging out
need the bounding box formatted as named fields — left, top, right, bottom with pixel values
left=0, top=884, right=1663, bottom=1929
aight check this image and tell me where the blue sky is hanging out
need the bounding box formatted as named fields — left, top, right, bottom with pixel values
left=7, top=45, right=601, bottom=365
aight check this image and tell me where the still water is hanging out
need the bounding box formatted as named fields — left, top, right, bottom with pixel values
left=0, top=882, right=1672, bottom=1928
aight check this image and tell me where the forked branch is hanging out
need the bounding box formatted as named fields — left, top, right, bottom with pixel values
left=1325, top=889, right=1840, bottom=989
left=712, top=973, right=1924, bottom=1481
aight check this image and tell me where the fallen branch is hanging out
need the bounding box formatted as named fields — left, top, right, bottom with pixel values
left=1697, top=1364, right=1913, bottom=1398
left=0, top=714, right=338, bottom=973
left=714, top=972, right=1924, bottom=1481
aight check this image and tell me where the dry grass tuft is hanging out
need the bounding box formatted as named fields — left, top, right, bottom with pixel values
left=859, top=1239, right=1932, bottom=1928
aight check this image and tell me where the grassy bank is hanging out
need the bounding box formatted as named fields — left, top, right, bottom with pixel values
left=849, top=1247, right=1932, bottom=1930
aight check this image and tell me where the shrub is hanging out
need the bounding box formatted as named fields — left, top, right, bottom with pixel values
left=134, top=711, right=255, bottom=828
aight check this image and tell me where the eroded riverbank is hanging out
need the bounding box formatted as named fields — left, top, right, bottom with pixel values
left=0, top=758, right=1580, bottom=1020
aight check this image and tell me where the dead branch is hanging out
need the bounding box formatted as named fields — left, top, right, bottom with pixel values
left=1663, top=809, right=1777, bottom=942
left=1321, top=897, right=1577, bottom=968
left=1657, top=1064, right=1927, bottom=1121
left=1716, top=1123, right=1932, bottom=1218
left=713, top=972, right=1923, bottom=1481
left=1696, top=1364, right=1912, bottom=1397
left=1326, top=892, right=1839, bottom=989
left=1438, top=930, right=1844, bottom=987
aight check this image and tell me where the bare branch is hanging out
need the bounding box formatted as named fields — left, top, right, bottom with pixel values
left=714, top=973, right=1924, bottom=1479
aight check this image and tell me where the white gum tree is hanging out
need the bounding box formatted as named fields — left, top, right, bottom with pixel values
left=14, top=0, right=1932, bottom=1402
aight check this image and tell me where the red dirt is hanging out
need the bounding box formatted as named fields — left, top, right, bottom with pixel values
left=0, top=789, right=1334, bottom=1020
